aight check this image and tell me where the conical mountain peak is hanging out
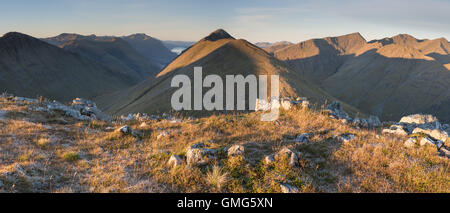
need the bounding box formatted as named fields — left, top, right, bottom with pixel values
left=202, top=29, right=234, bottom=41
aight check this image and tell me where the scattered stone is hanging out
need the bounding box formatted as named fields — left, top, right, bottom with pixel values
left=227, top=145, right=245, bottom=157
left=326, top=101, right=351, bottom=121
left=295, top=133, right=312, bottom=143
left=186, top=147, right=217, bottom=166
left=118, top=125, right=132, bottom=134
left=279, top=183, right=300, bottom=193
left=117, top=125, right=141, bottom=138
left=301, top=100, right=311, bottom=109
left=382, top=125, right=408, bottom=136
left=338, top=134, right=355, bottom=143
left=167, top=155, right=184, bottom=168
left=263, top=155, right=275, bottom=164
left=404, top=138, right=417, bottom=148
left=275, top=148, right=298, bottom=167
left=281, top=99, right=292, bottom=110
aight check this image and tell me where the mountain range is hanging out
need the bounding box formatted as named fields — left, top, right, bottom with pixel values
left=96, top=29, right=357, bottom=116
left=270, top=33, right=450, bottom=122
left=1, top=29, right=449, bottom=122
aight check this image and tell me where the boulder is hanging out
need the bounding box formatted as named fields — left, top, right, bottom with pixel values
left=167, top=155, right=184, bottom=168
left=382, top=125, right=408, bottom=136
left=117, top=125, right=141, bottom=138
left=399, top=114, right=439, bottom=125
left=412, top=127, right=448, bottom=142
left=71, top=98, right=111, bottom=121
left=227, top=145, right=245, bottom=157
left=281, top=100, right=292, bottom=110
left=186, top=148, right=217, bottom=166
left=295, top=133, right=312, bottom=143
left=118, top=125, right=132, bottom=135
left=338, top=134, right=355, bottom=143
left=419, top=137, right=436, bottom=147
left=279, top=183, right=300, bottom=193
left=404, top=138, right=417, bottom=148
left=275, top=148, right=298, bottom=167
left=326, top=101, right=350, bottom=120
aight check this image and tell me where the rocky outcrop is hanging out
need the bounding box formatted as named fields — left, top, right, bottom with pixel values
left=226, top=145, right=245, bottom=157
left=382, top=125, right=409, bottom=136
left=326, top=101, right=381, bottom=128
left=385, top=114, right=449, bottom=158
left=11, top=95, right=112, bottom=122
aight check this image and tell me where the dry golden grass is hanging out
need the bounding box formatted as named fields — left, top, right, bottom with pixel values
left=0, top=96, right=448, bottom=193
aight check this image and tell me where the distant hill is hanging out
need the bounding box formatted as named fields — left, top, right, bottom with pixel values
left=122, top=34, right=177, bottom=67
left=255, top=41, right=293, bottom=53
left=96, top=29, right=354, bottom=116
left=273, top=33, right=450, bottom=122
left=0, top=32, right=134, bottom=102
left=43, top=34, right=161, bottom=81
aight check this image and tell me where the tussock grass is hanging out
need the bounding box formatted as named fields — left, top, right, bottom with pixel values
left=0, top=96, right=448, bottom=193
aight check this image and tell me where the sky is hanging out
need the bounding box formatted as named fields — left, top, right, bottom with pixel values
left=1, top=0, right=449, bottom=43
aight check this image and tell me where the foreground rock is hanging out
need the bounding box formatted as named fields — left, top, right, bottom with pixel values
left=338, top=134, right=356, bottom=143
left=279, top=183, right=300, bottom=193
left=295, top=133, right=312, bottom=143
left=412, top=127, right=448, bottom=142
left=11, top=95, right=112, bottom=122
left=382, top=125, right=409, bottom=136
left=117, top=125, right=142, bottom=138
left=386, top=114, right=450, bottom=158
left=226, top=145, right=245, bottom=157
left=186, top=144, right=217, bottom=166
left=275, top=148, right=299, bottom=167
left=167, top=155, right=184, bottom=168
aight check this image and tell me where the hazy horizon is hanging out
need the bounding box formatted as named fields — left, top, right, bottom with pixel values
left=1, top=0, right=449, bottom=43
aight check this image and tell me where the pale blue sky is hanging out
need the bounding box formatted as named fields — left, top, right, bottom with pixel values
left=1, top=0, right=449, bottom=43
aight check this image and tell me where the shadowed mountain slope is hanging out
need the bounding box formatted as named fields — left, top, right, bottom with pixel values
left=273, top=33, right=450, bottom=122
left=60, top=37, right=161, bottom=80
left=0, top=32, right=134, bottom=102
left=122, top=33, right=177, bottom=67
left=44, top=34, right=161, bottom=81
